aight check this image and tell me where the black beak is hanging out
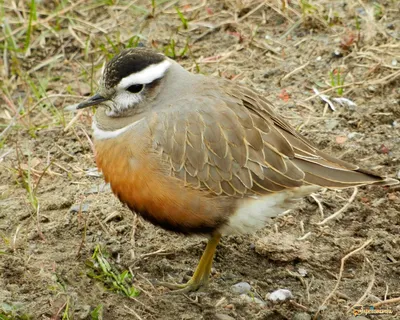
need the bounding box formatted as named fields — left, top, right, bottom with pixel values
left=77, top=93, right=107, bottom=109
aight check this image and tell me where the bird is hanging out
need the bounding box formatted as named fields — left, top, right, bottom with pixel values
left=76, top=47, right=398, bottom=292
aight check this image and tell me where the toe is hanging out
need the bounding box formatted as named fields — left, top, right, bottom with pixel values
left=153, top=280, right=187, bottom=290
left=154, top=279, right=207, bottom=293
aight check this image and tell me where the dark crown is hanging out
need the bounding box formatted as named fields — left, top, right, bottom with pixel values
left=103, top=48, right=166, bottom=88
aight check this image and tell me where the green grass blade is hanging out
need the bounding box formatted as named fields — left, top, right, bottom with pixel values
left=175, top=7, right=188, bottom=29
left=91, top=304, right=103, bottom=320
left=24, top=0, right=37, bottom=53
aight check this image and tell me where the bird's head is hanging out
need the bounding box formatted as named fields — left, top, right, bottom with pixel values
left=77, top=48, right=171, bottom=117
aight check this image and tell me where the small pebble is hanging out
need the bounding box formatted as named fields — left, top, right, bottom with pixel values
left=70, top=202, right=90, bottom=213
left=77, top=305, right=91, bottom=320
left=293, top=312, right=311, bottom=320
left=267, top=289, right=293, bottom=302
left=86, top=167, right=102, bottom=177
left=333, top=49, right=343, bottom=57
left=347, top=132, right=358, bottom=139
left=231, top=282, right=251, bottom=295
left=215, top=314, right=235, bottom=320
left=356, top=8, right=366, bottom=15
left=85, top=183, right=111, bottom=194
left=298, top=267, right=307, bottom=277
left=239, top=294, right=266, bottom=306
left=387, top=23, right=395, bottom=30
left=325, top=119, right=339, bottom=130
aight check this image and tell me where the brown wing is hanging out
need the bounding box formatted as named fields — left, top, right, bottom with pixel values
left=149, top=82, right=396, bottom=198
left=224, top=82, right=397, bottom=187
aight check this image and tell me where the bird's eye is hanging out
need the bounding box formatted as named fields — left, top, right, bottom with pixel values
left=126, top=84, right=144, bottom=93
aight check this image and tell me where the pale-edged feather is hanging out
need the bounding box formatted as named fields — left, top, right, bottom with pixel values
left=149, top=79, right=396, bottom=200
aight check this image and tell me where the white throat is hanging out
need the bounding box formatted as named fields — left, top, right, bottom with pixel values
left=92, top=118, right=144, bottom=140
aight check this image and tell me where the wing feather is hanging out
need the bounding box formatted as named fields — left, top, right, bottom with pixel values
left=149, top=80, right=393, bottom=198
left=221, top=181, right=236, bottom=196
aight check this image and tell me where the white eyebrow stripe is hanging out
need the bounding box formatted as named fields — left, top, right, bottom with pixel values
left=117, top=59, right=171, bottom=89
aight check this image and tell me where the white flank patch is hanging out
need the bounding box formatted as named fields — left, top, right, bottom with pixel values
left=92, top=118, right=144, bottom=140
left=220, top=186, right=320, bottom=235
left=220, top=193, right=289, bottom=235
left=117, top=60, right=171, bottom=89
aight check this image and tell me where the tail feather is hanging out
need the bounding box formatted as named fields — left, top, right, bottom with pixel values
left=371, top=178, right=399, bottom=186
left=291, top=158, right=399, bottom=188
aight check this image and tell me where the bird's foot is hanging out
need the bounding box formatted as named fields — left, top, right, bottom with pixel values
left=155, top=234, right=221, bottom=294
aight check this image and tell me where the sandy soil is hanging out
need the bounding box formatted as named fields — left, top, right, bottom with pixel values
left=1, top=1, right=399, bottom=319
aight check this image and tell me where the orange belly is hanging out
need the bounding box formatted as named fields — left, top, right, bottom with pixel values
left=94, top=138, right=229, bottom=234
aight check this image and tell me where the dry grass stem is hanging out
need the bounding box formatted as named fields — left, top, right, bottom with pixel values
left=373, top=296, right=400, bottom=307
left=314, top=239, right=373, bottom=319
left=279, top=61, right=310, bottom=85
left=123, top=305, right=143, bottom=320
left=347, top=257, right=375, bottom=312
left=310, top=194, right=324, bottom=218
left=317, top=188, right=358, bottom=225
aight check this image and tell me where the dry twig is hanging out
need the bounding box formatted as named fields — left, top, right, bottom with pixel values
left=373, top=296, right=400, bottom=307
left=317, top=188, right=358, bottom=225
left=314, top=239, right=373, bottom=319
left=347, top=257, right=375, bottom=312
left=124, top=305, right=143, bottom=320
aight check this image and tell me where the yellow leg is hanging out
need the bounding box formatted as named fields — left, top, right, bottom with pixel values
left=156, top=233, right=221, bottom=293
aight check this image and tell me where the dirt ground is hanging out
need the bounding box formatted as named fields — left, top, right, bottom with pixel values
left=1, top=1, right=400, bottom=319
